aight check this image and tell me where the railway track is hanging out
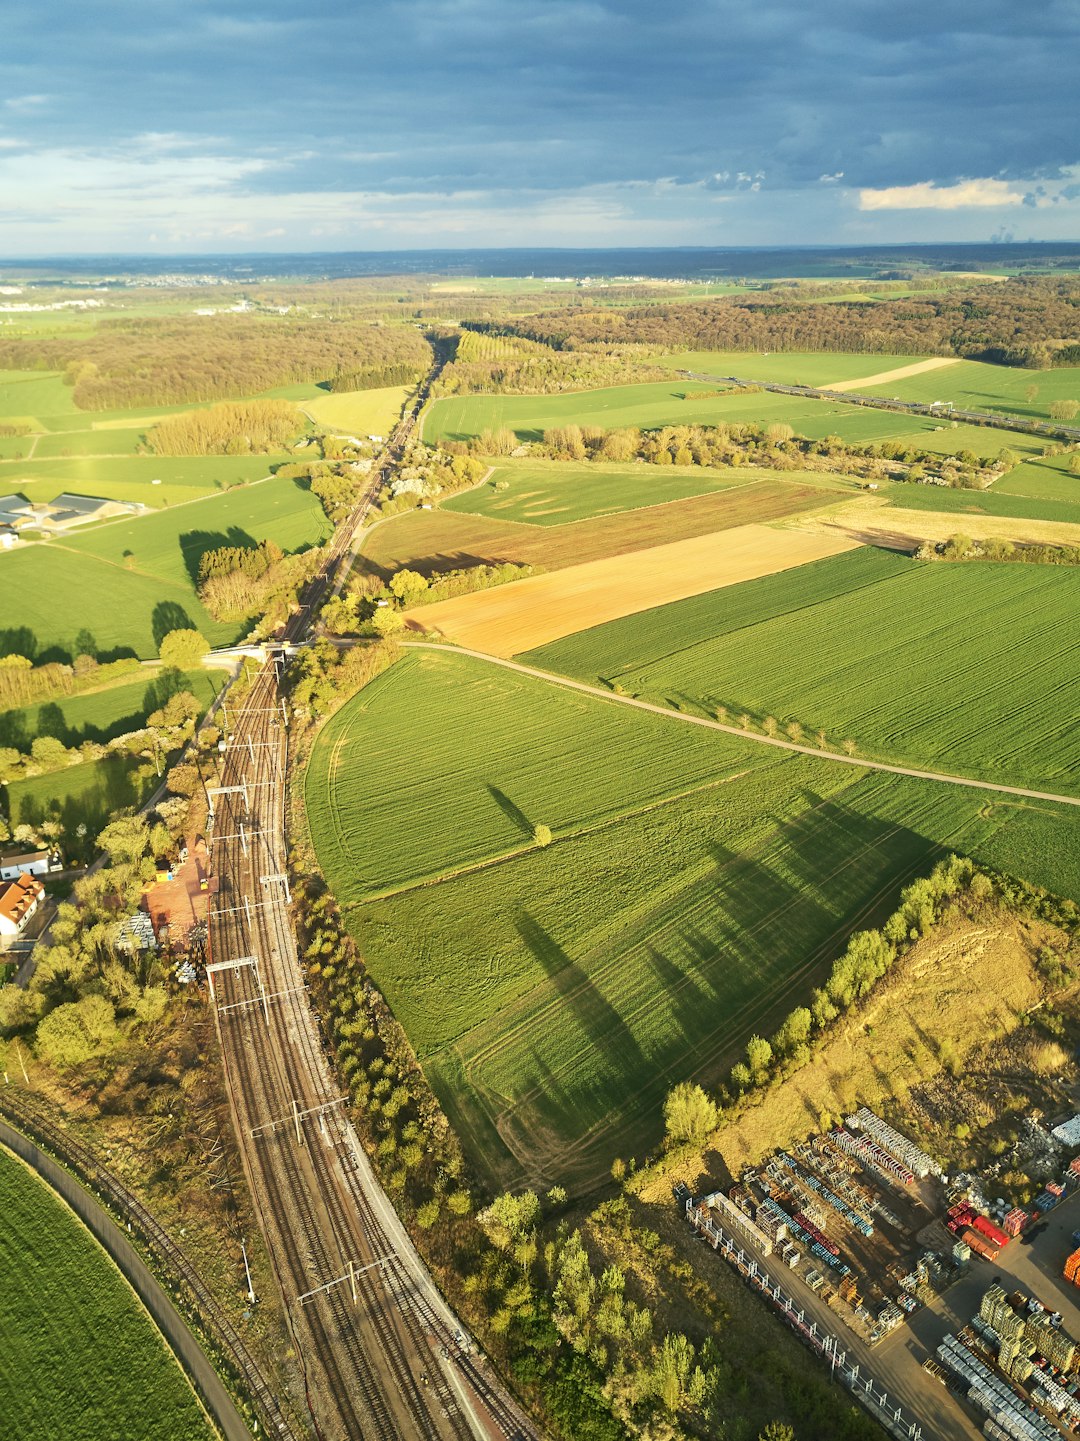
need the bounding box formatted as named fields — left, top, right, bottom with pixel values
left=207, top=351, right=541, bottom=1440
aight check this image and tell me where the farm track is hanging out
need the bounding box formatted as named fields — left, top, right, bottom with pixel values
left=400, top=642, right=1080, bottom=809
left=208, top=354, right=540, bottom=1441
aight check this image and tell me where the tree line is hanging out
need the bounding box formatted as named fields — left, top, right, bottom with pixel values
left=147, top=399, right=303, bottom=456
left=468, top=276, right=1080, bottom=369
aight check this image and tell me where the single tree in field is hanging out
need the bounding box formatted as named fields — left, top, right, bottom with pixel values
left=159, top=628, right=210, bottom=669
left=714, top=704, right=728, bottom=725
left=842, top=737, right=857, bottom=756
left=762, top=715, right=779, bottom=737
left=815, top=728, right=827, bottom=749
left=663, top=1082, right=718, bottom=1145
left=785, top=720, right=803, bottom=743
left=533, top=823, right=552, bottom=847
left=739, top=713, right=752, bottom=730
left=1025, top=384, right=1039, bottom=405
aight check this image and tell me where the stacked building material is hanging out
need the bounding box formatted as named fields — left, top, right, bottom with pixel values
left=850, top=1107, right=943, bottom=1179
left=1002, top=1208, right=1027, bottom=1238
left=1063, top=1248, right=1080, bottom=1285
left=936, top=1335, right=1059, bottom=1441
left=830, top=1127, right=915, bottom=1186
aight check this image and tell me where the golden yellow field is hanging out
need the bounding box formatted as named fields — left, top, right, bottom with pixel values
left=404, top=523, right=861, bottom=656
left=303, top=385, right=410, bottom=437
left=826, top=356, right=961, bottom=392
left=806, top=494, right=1080, bottom=550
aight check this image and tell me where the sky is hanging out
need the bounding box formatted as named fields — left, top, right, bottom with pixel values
left=1, top=0, right=1078, bottom=254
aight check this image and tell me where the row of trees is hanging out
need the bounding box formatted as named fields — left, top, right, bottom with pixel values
left=662, top=856, right=996, bottom=1154
left=147, top=399, right=303, bottom=456
left=929, top=534, right=1080, bottom=567
left=327, top=361, right=423, bottom=392
left=0, top=652, right=142, bottom=710
left=451, top=417, right=1015, bottom=487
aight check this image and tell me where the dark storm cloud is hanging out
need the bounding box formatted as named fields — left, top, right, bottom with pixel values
left=0, top=0, right=1077, bottom=247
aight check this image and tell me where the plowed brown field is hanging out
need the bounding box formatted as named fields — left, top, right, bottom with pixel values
left=404, top=523, right=861, bottom=656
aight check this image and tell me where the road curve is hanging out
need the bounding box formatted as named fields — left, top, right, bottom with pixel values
left=401, top=641, right=1080, bottom=809
left=0, top=1118, right=251, bottom=1441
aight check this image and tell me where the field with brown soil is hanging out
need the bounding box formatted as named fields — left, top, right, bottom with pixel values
left=404, top=524, right=860, bottom=656
left=640, top=904, right=1051, bottom=1202
left=359, top=478, right=841, bottom=579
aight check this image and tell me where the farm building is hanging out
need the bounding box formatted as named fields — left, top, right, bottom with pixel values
left=0, top=873, right=44, bottom=942
left=0, top=493, right=36, bottom=530
left=0, top=849, right=63, bottom=881
left=32, top=492, right=142, bottom=530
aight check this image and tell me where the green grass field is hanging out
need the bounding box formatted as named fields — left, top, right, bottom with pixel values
left=442, top=458, right=753, bottom=526
left=0, top=667, right=221, bottom=750
left=886, top=481, right=1080, bottom=527
left=308, top=647, right=1080, bottom=1189
left=0, top=1149, right=213, bottom=1441
left=524, top=547, right=1080, bottom=796
left=654, top=350, right=926, bottom=385
left=6, top=755, right=149, bottom=851
left=0, top=453, right=282, bottom=509
left=423, top=380, right=1027, bottom=452
left=994, top=455, right=1080, bottom=504
left=0, top=472, right=331, bottom=660
left=303, top=384, right=410, bottom=437
left=861, top=359, right=1080, bottom=424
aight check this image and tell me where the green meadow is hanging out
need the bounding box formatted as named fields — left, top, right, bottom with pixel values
left=654, top=350, right=925, bottom=386
left=524, top=548, right=1080, bottom=797
left=0, top=1149, right=213, bottom=1441
left=0, top=472, right=331, bottom=660
left=442, top=459, right=752, bottom=526
left=307, top=646, right=1080, bottom=1188
left=0, top=667, right=220, bottom=750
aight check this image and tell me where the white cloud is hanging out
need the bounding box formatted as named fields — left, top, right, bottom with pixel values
left=858, top=177, right=1023, bottom=210
left=818, top=171, right=844, bottom=183
left=5, top=94, right=49, bottom=112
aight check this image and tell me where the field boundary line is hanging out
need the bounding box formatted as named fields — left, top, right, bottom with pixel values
left=341, top=762, right=761, bottom=908
left=400, top=641, right=1080, bottom=809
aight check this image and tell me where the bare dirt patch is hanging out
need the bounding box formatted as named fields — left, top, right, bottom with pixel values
left=826, top=356, right=962, bottom=392
left=404, top=523, right=861, bottom=656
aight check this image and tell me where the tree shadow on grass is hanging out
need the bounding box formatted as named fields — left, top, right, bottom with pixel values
left=486, top=785, right=534, bottom=839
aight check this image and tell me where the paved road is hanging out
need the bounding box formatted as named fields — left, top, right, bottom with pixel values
left=0, top=1117, right=251, bottom=1441
left=401, top=642, right=1080, bottom=810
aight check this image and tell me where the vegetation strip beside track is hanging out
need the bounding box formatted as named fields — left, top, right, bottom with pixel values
left=400, top=642, right=1080, bottom=809
left=0, top=1113, right=252, bottom=1441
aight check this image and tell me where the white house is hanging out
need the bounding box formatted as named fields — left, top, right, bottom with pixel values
left=0, top=849, right=62, bottom=881
left=0, top=874, right=44, bottom=941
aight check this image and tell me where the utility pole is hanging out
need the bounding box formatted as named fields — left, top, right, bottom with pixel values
left=241, top=1237, right=256, bottom=1305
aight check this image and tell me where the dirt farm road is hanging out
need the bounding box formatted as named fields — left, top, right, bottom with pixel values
left=401, top=641, right=1080, bottom=811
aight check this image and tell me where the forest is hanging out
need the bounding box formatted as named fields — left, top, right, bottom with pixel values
left=470, top=277, right=1080, bottom=368
left=0, top=313, right=432, bottom=409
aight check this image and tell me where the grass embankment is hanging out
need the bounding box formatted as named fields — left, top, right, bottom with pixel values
left=0, top=472, right=331, bottom=659
left=524, top=545, right=1080, bottom=798
left=303, top=384, right=411, bottom=437
left=0, top=1148, right=214, bottom=1441
left=306, top=647, right=1079, bottom=1191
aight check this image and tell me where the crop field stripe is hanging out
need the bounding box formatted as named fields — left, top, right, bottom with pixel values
left=401, top=643, right=1080, bottom=809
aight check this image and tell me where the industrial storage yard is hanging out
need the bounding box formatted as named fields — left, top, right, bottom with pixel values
left=682, top=1106, right=1080, bottom=1440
